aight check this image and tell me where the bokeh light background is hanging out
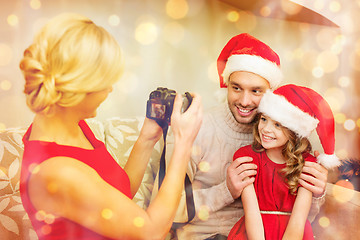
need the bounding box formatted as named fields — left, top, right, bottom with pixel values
left=1, top=0, right=360, bottom=237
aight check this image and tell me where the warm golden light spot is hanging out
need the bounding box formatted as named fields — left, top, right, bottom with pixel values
left=44, top=214, right=55, bottom=224
left=312, top=67, right=324, bottom=78
left=314, top=0, right=325, bottom=10
left=319, top=216, right=330, bottom=227
left=293, top=48, right=304, bottom=59
left=198, top=205, right=209, bottom=221
left=166, top=0, right=189, bottom=20
left=108, top=15, right=120, bottom=26
left=227, top=11, right=239, bottom=22
left=316, top=29, right=338, bottom=50
left=41, top=225, right=51, bottom=235
left=163, top=22, right=185, bottom=45
left=101, top=208, right=113, bottom=220
left=338, top=76, right=350, bottom=88
left=198, top=161, right=210, bottom=173
left=0, top=123, right=6, bottom=131
left=333, top=179, right=355, bottom=203
left=0, top=43, right=13, bottom=66
left=336, top=34, right=346, bottom=45
left=334, top=113, right=346, bottom=124
left=344, top=119, right=356, bottom=131
left=336, top=149, right=348, bottom=159
left=331, top=41, right=343, bottom=55
left=301, top=51, right=317, bottom=71
left=259, top=6, right=272, bottom=17
left=329, top=1, right=341, bottom=12
left=133, top=216, right=145, bottom=228
left=281, top=0, right=302, bottom=15
left=135, top=22, right=158, bottom=45
left=356, top=118, right=360, bottom=128
left=30, top=0, right=42, bottom=10
left=324, top=88, right=345, bottom=112
left=29, top=163, right=40, bottom=174
left=35, top=210, right=47, bottom=221
left=235, top=11, right=257, bottom=32
left=47, top=182, right=58, bottom=193
left=0, top=80, right=12, bottom=91
left=7, top=14, right=19, bottom=26
left=317, top=51, right=339, bottom=73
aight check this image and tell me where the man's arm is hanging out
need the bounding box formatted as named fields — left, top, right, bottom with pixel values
left=190, top=156, right=257, bottom=215
left=299, top=161, right=328, bottom=197
left=226, top=157, right=257, bottom=199
left=298, top=160, right=328, bottom=221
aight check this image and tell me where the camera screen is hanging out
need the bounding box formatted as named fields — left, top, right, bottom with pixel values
left=150, top=103, right=166, bottom=119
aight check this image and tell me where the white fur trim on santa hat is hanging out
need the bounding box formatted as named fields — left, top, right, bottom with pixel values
left=317, top=153, right=341, bottom=169
left=258, top=90, right=319, bottom=138
left=222, top=54, right=282, bottom=89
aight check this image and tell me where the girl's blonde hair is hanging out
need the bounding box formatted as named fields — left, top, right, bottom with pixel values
left=20, top=13, right=124, bottom=115
left=252, top=114, right=312, bottom=195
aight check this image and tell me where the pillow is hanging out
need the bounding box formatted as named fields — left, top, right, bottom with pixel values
left=0, top=127, right=38, bottom=239
left=99, top=117, right=162, bottom=209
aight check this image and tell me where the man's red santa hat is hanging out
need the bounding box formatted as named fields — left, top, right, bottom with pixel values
left=258, top=84, right=341, bottom=169
left=217, top=33, right=283, bottom=89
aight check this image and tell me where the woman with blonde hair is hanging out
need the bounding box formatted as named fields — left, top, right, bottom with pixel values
left=227, top=84, right=340, bottom=240
left=20, top=13, right=202, bottom=240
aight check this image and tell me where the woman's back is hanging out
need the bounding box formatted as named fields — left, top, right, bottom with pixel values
left=20, top=120, right=131, bottom=239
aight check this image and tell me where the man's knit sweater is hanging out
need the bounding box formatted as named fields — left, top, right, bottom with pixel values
left=177, top=102, right=253, bottom=239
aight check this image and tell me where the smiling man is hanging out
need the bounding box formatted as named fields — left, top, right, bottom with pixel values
left=153, top=33, right=329, bottom=240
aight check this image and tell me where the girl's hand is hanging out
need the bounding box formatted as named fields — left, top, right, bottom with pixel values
left=170, top=93, right=203, bottom=146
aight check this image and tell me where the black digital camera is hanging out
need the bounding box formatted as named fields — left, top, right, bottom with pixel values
left=146, top=87, right=192, bottom=127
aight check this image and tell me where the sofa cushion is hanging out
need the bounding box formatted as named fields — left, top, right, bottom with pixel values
left=0, top=127, right=38, bottom=239
left=97, top=117, right=162, bottom=208
left=0, top=117, right=161, bottom=239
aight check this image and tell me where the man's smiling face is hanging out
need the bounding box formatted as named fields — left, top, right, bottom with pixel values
left=227, top=71, right=270, bottom=125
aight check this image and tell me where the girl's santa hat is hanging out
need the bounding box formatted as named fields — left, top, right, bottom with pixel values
left=217, top=33, right=283, bottom=89
left=258, top=84, right=341, bottom=169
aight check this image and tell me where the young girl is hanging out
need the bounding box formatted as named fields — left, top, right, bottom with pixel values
left=228, top=84, right=341, bottom=240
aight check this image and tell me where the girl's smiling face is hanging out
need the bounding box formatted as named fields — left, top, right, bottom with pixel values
left=258, top=114, right=289, bottom=151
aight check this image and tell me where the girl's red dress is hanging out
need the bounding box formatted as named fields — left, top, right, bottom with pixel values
left=227, top=145, right=315, bottom=240
left=20, top=120, right=131, bottom=239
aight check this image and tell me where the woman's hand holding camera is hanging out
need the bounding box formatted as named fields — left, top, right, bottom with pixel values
left=171, top=93, right=203, bottom=148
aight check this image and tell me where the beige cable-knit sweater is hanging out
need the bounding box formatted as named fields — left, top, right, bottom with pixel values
left=177, top=102, right=253, bottom=239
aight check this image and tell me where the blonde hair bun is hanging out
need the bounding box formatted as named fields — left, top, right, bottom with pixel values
left=20, top=13, right=123, bottom=115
